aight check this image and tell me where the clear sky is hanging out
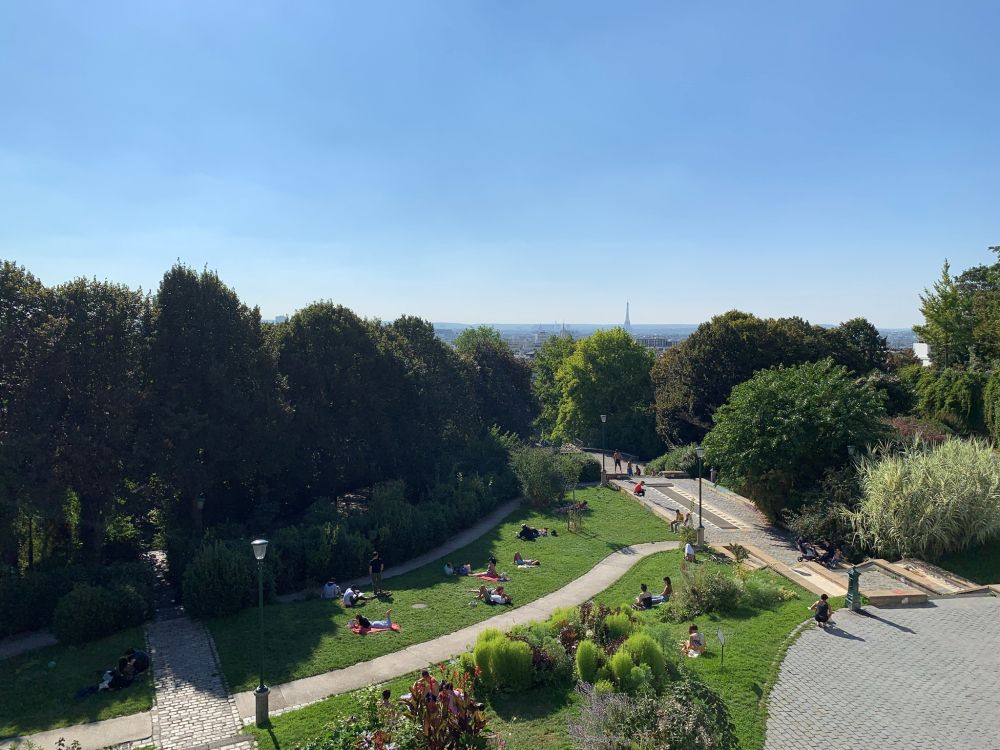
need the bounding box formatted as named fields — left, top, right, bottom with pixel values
left=1, top=2, right=997, bottom=327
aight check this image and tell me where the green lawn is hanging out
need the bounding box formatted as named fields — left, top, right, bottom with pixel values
left=0, top=627, right=153, bottom=738
left=938, top=538, right=1000, bottom=585
left=210, top=487, right=674, bottom=691
left=592, top=550, right=815, bottom=750
left=246, top=550, right=815, bottom=750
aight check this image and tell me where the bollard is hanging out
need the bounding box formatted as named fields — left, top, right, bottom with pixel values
left=255, top=685, right=270, bottom=727
left=845, top=566, right=862, bottom=612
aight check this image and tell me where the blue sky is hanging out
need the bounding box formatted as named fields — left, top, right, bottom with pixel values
left=1, top=2, right=996, bottom=327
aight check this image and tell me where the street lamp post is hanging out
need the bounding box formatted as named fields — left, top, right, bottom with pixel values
left=600, top=414, right=607, bottom=483
left=251, top=538, right=269, bottom=726
left=695, top=446, right=705, bottom=548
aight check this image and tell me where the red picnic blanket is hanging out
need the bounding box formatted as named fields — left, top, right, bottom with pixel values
left=350, top=622, right=401, bottom=635
left=472, top=572, right=501, bottom=581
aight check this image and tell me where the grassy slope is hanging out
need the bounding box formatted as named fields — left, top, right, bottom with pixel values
left=248, top=550, right=815, bottom=750
left=937, top=538, right=1000, bottom=584
left=0, top=627, right=153, bottom=738
left=210, top=487, right=674, bottom=691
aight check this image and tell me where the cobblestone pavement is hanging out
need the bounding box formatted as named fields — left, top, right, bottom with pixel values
left=765, top=597, right=1000, bottom=750
left=148, top=615, right=253, bottom=750
left=146, top=551, right=254, bottom=750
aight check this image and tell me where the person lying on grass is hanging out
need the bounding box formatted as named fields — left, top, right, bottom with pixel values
left=470, top=584, right=512, bottom=605
left=355, top=609, right=393, bottom=630
left=683, top=624, right=705, bottom=656
left=514, top=551, right=540, bottom=566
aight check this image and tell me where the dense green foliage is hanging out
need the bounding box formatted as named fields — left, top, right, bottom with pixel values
left=533, top=333, right=578, bottom=441
left=551, top=328, right=660, bottom=457
left=849, top=438, right=1000, bottom=560
left=913, top=366, right=986, bottom=435
left=651, top=311, right=889, bottom=445
left=509, top=447, right=571, bottom=508
left=703, top=360, right=888, bottom=519
left=644, top=444, right=702, bottom=478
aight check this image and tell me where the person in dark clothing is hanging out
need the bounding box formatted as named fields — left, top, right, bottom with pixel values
left=634, top=583, right=653, bottom=609
left=810, top=594, right=834, bottom=628
left=126, top=648, right=150, bottom=675
left=370, top=551, right=385, bottom=595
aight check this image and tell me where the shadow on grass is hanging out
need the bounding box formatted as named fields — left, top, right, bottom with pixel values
left=488, top=684, right=578, bottom=722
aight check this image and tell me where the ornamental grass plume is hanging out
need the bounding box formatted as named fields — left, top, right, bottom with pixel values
left=848, top=437, right=1000, bottom=560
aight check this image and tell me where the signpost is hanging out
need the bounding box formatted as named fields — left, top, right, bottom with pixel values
left=717, top=628, right=726, bottom=670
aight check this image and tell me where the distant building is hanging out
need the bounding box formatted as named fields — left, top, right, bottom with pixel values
left=274, top=315, right=288, bottom=324
left=636, top=335, right=673, bottom=355
left=624, top=302, right=632, bottom=333
left=913, top=342, right=932, bottom=367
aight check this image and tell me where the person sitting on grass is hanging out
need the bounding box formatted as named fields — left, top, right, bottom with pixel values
left=670, top=509, right=684, bottom=532
left=652, top=576, right=672, bottom=605
left=810, top=594, right=834, bottom=628
left=632, top=480, right=646, bottom=497
left=455, top=562, right=472, bottom=576
left=485, top=558, right=498, bottom=577
left=683, top=624, right=705, bottom=656
left=634, top=582, right=653, bottom=609
left=342, top=586, right=367, bottom=608
left=355, top=609, right=393, bottom=630
left=444, top=562, right=454, bottom=576
left=518, top=524, right=539, bottom=541
left=514, top=551, right=540, bottom=566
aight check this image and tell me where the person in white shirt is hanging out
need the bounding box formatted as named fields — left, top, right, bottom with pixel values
left=684, top=542, right=696, bottom=562
left=322, top=580, right=341, bottom=599
left=342, top=586, right=367, bottom=608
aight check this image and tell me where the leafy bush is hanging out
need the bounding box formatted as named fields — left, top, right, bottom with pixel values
left=509, top=446, right=567, bottom=507
left=53, top=582, right=146, bottom=644
left=574, top=454, right=603, bottom=483
left=622, top=633, right=666, bottom=681
left=603, top=612, right=633, bottom=641
left=182, top=540, right=271, bottom=617
left=164, top=531, right=200, bottom=591
left=473, top=633, right=533, bottom=692
left=887, top=416, right=950, bottom=446
left=915, top=367, right=986, bottom=435
left=850, top=437, right=1000, bottom=559
left=576, top=639, right=601, bottom=683
left=645, top=444, right=701, bottom=477
left=608, top=648, right=635, bottom=689
left=662, top=566, right=744, bottom=622
left=569, top=679, right=738, bottom=749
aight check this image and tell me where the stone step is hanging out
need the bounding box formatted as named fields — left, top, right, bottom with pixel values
left=864, top=588, right=929, bottom=606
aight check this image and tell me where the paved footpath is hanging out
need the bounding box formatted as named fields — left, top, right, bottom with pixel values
left=233, top=540, right=680, bottom=721
left=766, top=597, right=1000, bottom=750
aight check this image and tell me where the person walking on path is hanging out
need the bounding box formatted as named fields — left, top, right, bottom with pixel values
left=370, top=551, right=385, bottom=595
left=613, top=450, right=623, bottom=472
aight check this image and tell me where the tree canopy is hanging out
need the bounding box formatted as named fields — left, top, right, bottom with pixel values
left=702, top=359, right=888, bottom=519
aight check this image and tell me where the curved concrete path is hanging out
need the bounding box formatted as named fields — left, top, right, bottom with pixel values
left=234, top=540, right=680, bottom=721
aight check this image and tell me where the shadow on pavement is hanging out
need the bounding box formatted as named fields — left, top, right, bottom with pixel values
left=823, top=624, right=865, bottom=641
left=856, top=609, right=917, bottom=634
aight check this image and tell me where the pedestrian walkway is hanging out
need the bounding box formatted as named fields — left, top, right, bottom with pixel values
left=233, top=540, right=681, bottom=721
left=145, top=551, right=253, bottom=750
left=766, top=597, right=1000, bottom=750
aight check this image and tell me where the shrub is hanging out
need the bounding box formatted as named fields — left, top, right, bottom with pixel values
left=603, top=612, right=632, bottom=641
left=663, top=566, right=744, bottom=621
left=53, top=583, right=143, bottom=644
left=509, top=446, right=567, bottom=508
left=915, top=367, right=986, bottom=435
left=850, top=437, right=1000, bottom=559
left=645, top=444, right=701, bottom=477
left=608, top=648, right=634, bottom=689
left=622, top=633, right=666, bottom=681
left=165, top=531, right=200, bottom=591
left=475, top=637, right=533, bottom=691
left=593, top=679, right=615, bottom=696
left=0, top=567, right=87, bottom=639
left=576, top=639, right=601, bottom=683
left=575, top=455, right=602, bottom=483
left=182, top=540, right=264, bottom=617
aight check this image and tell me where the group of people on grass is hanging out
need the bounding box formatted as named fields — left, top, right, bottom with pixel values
left=518, top=524, right=555, bottom=540
left=78, top=647, right=150, bottom=697
left=796, top=536, right=845, bottom=568
left=633, top=577, right=673, bottom=609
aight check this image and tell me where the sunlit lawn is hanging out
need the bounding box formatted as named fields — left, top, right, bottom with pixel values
left=210, top=486, right=675, bottom=692
left=247, top=550, right=816, bottom=750
left=0, top=627, right=153, bottom=738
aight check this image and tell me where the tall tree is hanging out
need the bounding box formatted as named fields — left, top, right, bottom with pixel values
left=825, top=318, right=889, bottom=374
left=532, top=333, right=577, bottom=442
left=552, top=328, right=659, bottom=456
left=143, top=265, right=283, bottom=530
left=454, top=326, right=536, bottom=438
left=702, top=359, right=888, bottom=519
left=913, top=260, right=974, bottom=367
left=46, top=278, right=148, bottom=563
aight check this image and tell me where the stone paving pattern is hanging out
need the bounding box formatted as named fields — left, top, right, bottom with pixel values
left=765, top=597, right=1000, bottom=750
left=147, top=615, right=253, bottom=750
